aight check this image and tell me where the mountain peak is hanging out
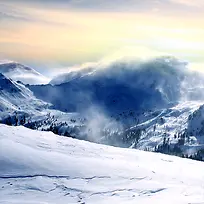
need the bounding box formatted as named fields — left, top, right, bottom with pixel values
left=0, top=61, right=50, bottom=85
left=0, top=61, right=38, bottom=74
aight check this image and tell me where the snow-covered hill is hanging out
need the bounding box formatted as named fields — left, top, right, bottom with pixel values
left=0, top=61, right=49, bottom=85
left=0, top=73, right=50, bottom=121
left=0, top=124, right=204, bottom=204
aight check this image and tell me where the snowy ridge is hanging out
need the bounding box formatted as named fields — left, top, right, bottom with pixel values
left=0, top=73, right=50, bottom=119
left=0, top=61, right=49, bottom=85
left=50, top=67, right=95, bottom=85
left=0, top=124, right=204, bottom=204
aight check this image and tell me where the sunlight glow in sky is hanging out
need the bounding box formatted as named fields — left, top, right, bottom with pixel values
left=0, top=0, right=204, bottom=70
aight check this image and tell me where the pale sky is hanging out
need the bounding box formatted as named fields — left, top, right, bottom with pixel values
left=0, top=0, right=204, bottom=71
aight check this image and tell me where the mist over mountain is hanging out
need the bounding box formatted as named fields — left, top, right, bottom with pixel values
left=29, top=56, right=202, bottom=114
left=50, top=66, right=95, bottom=85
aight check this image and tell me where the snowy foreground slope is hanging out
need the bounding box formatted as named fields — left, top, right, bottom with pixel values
left=0, top=125, right=204, bottom=204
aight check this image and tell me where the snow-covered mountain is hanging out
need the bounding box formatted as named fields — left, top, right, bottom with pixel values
left=30, top=57, right=189, bottom=113
left=0, top=71, right=87, bottom=138
left=126, top=101, right=204, bottom=155
left=1, top=57, right=204, bottom=160
left=0, top=73, right=50, bottom=122
left=25, top=57, right=204, bottom=159
left=1, top=124, right=204, bottom=204
left=0, top=61, right=50, bottom=85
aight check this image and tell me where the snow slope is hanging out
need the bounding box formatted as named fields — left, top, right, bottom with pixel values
left=0, top=61, right=49, bottom=85
left=0, top=124, right=204, bottom=204
left=0, top=73, right=50, bottom=120
left=127, top=101, right=204, bottom=150
left=0, top=73, right=87, bottom=136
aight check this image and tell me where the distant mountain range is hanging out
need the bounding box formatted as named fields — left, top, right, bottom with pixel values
left=0, top=57, right=204, bottom=161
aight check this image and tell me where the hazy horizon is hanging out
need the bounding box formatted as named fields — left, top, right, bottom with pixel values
left=0, top=0, right=204, bottom=73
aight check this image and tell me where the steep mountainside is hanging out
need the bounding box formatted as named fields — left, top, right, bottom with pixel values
left=0, top=73, right=50, bottom=120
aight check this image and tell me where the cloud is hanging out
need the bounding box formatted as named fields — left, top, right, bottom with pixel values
left=1, top=0, right=203, bottom=14
left=0, top=2, right=69, bottom=26
left=1, top=0, right=204, bottom=69
left=0, top=11, right=29, bottom=22
left=169, top=0, right=204, bottom=7
left=0, top=0, right=161, bottom=11
left=0, top=3, right=31, bottom=22
left=1, top=0, right=198, bottom=14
